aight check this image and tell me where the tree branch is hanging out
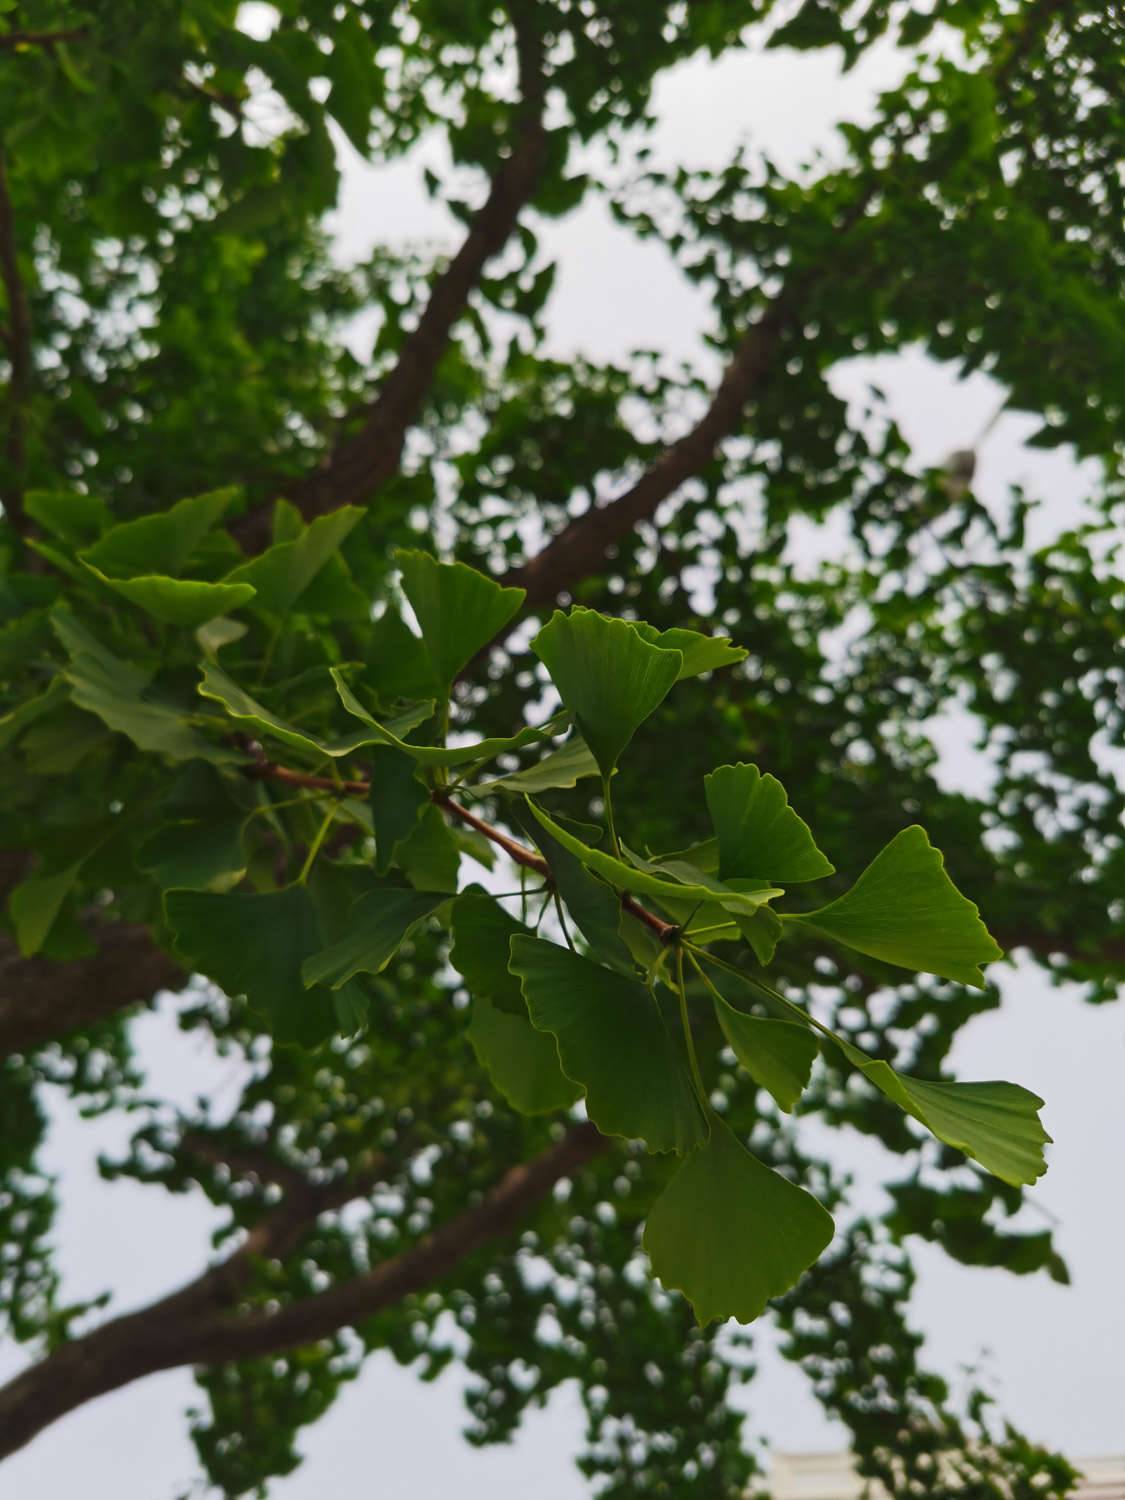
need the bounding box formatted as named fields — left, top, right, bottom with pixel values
left=0, top=146, right=32, bottom=534
left=0, top=921, right=184, bottom=1059
left=501, top=297, right=793, bottom=610
left=0, top=1122, right=605, bottom=1459
left=232, top=10, right=549, bottom=551
left=0, top=28, right=88, bottom=52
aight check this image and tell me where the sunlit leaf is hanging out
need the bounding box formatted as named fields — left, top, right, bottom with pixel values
left=711, top=989, right=817, bottom=1111
left=632, top=622, right=747, bottom=680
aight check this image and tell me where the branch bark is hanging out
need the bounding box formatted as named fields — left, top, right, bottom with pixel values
left=0, top=28, right=88, bottom=52
left=0, top=1122, right=604, bottom=1460
left=232, top=11, right=549, bottom=552
left=0, top=921, right=183, bottom=1058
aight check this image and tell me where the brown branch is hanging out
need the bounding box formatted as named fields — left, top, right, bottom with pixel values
left=501, top=296, right=794, bottom=611
left=0, top=28, right=88, bottom=52
left=0, top=146, right=32, bottom=534
left=0, top=920, right=184, bottom=1059
left=0, top=1122, right=604, bottom=1459
left=232, top=9, right=549, bottom=552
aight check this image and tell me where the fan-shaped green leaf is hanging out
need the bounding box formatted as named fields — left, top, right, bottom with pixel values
left=509, top=935, right=706, bottom=1153
left=301, top=885, right=450, bottom=990
left=223, top=507, right=362, bottom=614
left=711, top=991, right=817, bottom=1111
left=631, top=622, right=747, bottom=680
left=790, top=826, right=1002, bottom=986
left=84, top=569, right=257, bottom=627
left=531, top=608, right=682, bottom=776
left=370, top=746, right=429, bottom=874
left=467, top=992, right=581, bottom=1115
left=643, top=1116, right=834, bottom=1324
left=80, top=488, right=237, bottom=578
left=483, top=735, right=600, bottom=793
left=705, top=763, right=834, bottom=883
left=396, top=548, right=525, bottom=687
left=450, top=889, right=530, bottom=1015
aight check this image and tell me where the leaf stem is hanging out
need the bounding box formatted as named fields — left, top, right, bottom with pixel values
left=295, top=804, right=337, bottom=886
left=674, top=945, right=708, bottom=1110
left=601, top=774, right=620, bottom=858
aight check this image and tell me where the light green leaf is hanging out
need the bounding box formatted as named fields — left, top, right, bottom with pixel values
left=199, top=663, right=432, bottom=759
left=467, top=991, right=581, bottom=1115
left=790, top=826, right=1003, bottom=987
left=705, top=763, right=834, bottom=883
left=450, top=889, right=529, bottom=1015
left=531, top=608, right=682, bottom=776
left=8, top=863, right=84, bottom=956
left=711, top=991, right=817, bottom=1112
left=301, top=886, right=450, bottom=990
left=137, top=817, right=247, bottom=892
left=528, top=802, right=782, bottom=921
left=483, top=735, right=600, bottom=793
left=80, top=488, right=238, bottom=579
left=53, top=611, right=235, bottom=763
left=84, top=569, right=257, bottom=627
left=223, top=507, right=363, bottom=614
left=837, top=1041, right=1049, bottom=1185
left=331, top=668, right=555, bottom=766
left=632, top=623, right=748, bottom=680
left=24, top=489, right=111, bottom=546
left=396, top=548, right=525, bottom=687
left=509, top=936, right=706, bottom=1153
left=370, top=746, right=428, bottom=873
left=643, top=1116, right=834, bottom=1324
left=165, top=886, right=336, bottom=1046
left=196, top=616, right=248, bottom=657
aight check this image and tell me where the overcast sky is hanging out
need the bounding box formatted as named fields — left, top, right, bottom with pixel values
left=3, top=24, right=1122, bottom=1500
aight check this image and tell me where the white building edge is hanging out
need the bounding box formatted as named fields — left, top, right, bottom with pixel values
left=768, top=1452, right=1125, bottom=1499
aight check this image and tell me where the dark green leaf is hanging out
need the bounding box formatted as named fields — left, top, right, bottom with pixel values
left=450, top=889, right=530, bottom=1015
left=223, top=508, right=363, bottom=614
left=369, top=746, right=429, bottom=874
left=301, top=886, right=450, bottom=990
left=467, top=991, right=581, bottom=1115
left=711, top=991, right=817, bottom=1111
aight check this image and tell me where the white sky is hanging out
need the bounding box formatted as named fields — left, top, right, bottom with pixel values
left=3, top=31, right=1123, bottom=1500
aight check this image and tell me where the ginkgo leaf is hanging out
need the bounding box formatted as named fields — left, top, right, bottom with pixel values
left=836, top=1040, right=1049, bottom=1185
left=705, top=763, right=834, bottom=883
left=516, top=806, right=634, bottom=970
left=0, top=677, right=70, bottom=751
left=631, top=622, right=748, bottom=680
left=53, top=611, right=236, bottom=763
left=450, top=889, right=530, bottom=1014
left=137, top=816, right=247, bottom=892
left=8, top=863, right=84, bottom=957
left=80, top=488, right=238, bottom=579
left=467, top=992, right=581, bottom=1115
left=643, top=1115, right=834, bottom=1324
left=789, top=826, right=1003, bottom=987
left=331, top=669, right=558, bottom=767
left=396, top=548, right=525, bottom=687
left=24, top=489, right=111, bottom=546
left=369, top=746, right=429, bottom=874
left=396, top=806, right=461, bottom=892
left=83, top=569, right=257, bottom=627
left=301, top=885, right=450, bottom=990
left=483, top=735, right=600, bottom=793
left=223, top=507, right=363, bottom=614
left=199, top=663, right=432, bottom=759
left=166, top=886, right=337, bottom=1047
left=509, top=936, right=706, bottom=1153
left=528, top=802, right=782, bottom=921
left=711, top=990, right=818, bottom=1111
left=531, top=608, right=682, bottom=777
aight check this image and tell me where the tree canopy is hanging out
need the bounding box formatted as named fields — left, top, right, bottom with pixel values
left=0, top=0, right=1122, bottom=1493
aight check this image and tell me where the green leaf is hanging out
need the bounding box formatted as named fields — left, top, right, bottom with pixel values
left=482, top=734, right=600, bottom=793
left=396, top=806, right=461, bottom=892
left=365, top=605, right=438, bottom=702
left=632, top=623, right=748, bottom=680
left=137, top=817, right=247, bottom=892
left=509, top=936, right=706, bottom=1153
left=790, top=826, right=1003, bottom=987
left=83, top=569, right=257, bottom=627
left=24, top=490, right=111, bottom=546
left=0, top=677, right=70, bottom=751
left=165, top=886, right=336, bottom=1046
left=301, top=885, right=450, bottom=990
left=331, top=668, right=556, bottom=766
left=643, top=1116, right=834, bottom=1324
left=196, top=616, right=249, bottom=657
left=198, top=663, right=432, bottom=760
left=516, top=806, right=634, bottom=970
left=80, top=488, right=238, bottom=579
left=8, top=863, right=84, bottom=956
left=450, top=889, right=530, bottom=1015
left=396, top=549, right=525, bottom=687
left=467, top=991, right=581, bottom=1115
left=836, top=1041, right=1049, bottom=1186
left=531, top=608, right=682, bottom=776
left=223, top=508, right=363, bottom=614
left=705, top=763, right=834, bottom=883
left=527, top=803, right=782, bottom=921
left=370, top=746, right=429, bottom=873
left=711, top=991, right=817, bottom=1112
left=53, top=611, right=235, bottom=763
